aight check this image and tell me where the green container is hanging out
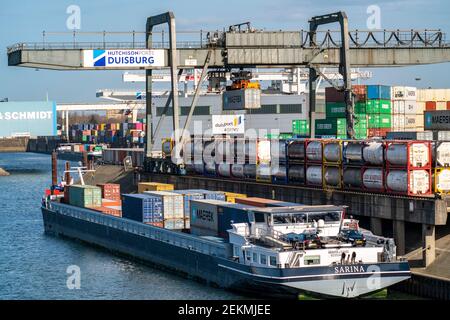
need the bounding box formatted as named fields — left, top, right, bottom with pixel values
left=354, top=101, right=367, bottom=114
left=368, top=114, right=392, bottom=128
left=326, top=102, right=346, bottom=118
left=68, top=185, right=102, bottom=208
left=292, top=120, right=309, bottom=135
left=366, top=100, right=391, bottom=114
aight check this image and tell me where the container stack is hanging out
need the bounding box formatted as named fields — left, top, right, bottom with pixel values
left=385, top=141, right=432, bottom=196
left=69, top=121, right=146, bottom=147
left=286, top=139, right=306, bottom=185
left=122, top=194, right=163, bottom=227
left=391, top=86, right=423, bottom=132
left=67, top=185, right=102, bottom=208
left=417, top=89, right=450, bottom=112
left=97, top=183, right=121, bottom=201
left=171, top=190, right=206, bottom=229
left=143, top=191, right=185, bottom=230
left=365, top=85, right=392, bottom=138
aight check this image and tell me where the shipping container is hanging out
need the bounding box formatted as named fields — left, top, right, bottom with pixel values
left=122, top=194, right=163, bottom=223
left=287, top=140, right=306, bottom=163
left=325, top=102, right=346, bottom=118
left=385, top=141, right=431, bottom=169
left=435, top=168, right=450, bottom=194
left=287, top=164, right=305, bottom=184
left=171, top=190, right=205, bottom=223
left=181, top=189, right=226, bottom=201
left=68, top=185, right=102, bottom=208
left=385, top=169, right=431, bottom=195
left=367, top=85, right=391, bottom=100
left=435, top=142, right=450, bottom=167
left=353, top=84, right=367, bottom=101
left=96, top=183, right=121, bottom=201
left=323, top=165, right=342, bottom=189
left=366, top=100, right=392, bottom=114
left=392, top=100, right=418, bottom=114
left=306, top=165, right=323, bottom=186
left=224, top=192, right=247, bottom=203
left=391, top=86, right=417, bottom=101
left=138, top=182, right=174, bottom=193
left=222, top=88, right=261, bottom=110
left=143, top=191, right=184, bottom=219
left=368, top=114, right=391, bottom=128
left=325, top=87, right=344, bottom=103
left=234, top=197, right=281, bottom=207
left=292, top=120, right=309, bottom=135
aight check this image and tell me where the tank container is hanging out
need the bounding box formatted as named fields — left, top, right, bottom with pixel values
left=323, top=142, right=342, bottom=163
left=344, top=143, right=365, bottom=163
left=306, top=141, right=323, bottom=162
left=231, top=164, right=245, bottom=178
left=306, top=166, right=322, bottom=185
left=287, top=141, right=305, bottom=161
left=343, top=168, right=363, bottom=188
left=386, top=142, right=430, bottom=168
left=363, top=142, right=384, bottom=165
left=288, top=165, right=305, bottom=183
left=324, top=166, right=341, bottom=187
left=362, top=168, right=384, bottom=190
left=436, top=142, right=450, bottom=167
left=386, top=170, right=430, bottom=194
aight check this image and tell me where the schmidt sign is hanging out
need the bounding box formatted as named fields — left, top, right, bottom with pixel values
left=424, top=110, right=450, bottom=130
left=0, top=101, right=57, bottom=137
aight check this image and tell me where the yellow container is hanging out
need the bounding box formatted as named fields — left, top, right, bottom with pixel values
left=138, top=182, right=174, bottom=193
left=225, top=192, right=247, bottom=203
left=434, top=168, right=450, bottom=194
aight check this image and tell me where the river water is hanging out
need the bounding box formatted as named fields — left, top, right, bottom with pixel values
left=0, top=152, right=420, bottom=300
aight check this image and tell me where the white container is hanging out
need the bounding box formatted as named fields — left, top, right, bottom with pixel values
left=306, top=141, right=323, bottom=162
left=143, top=191, right=184, bottom=219
left=231, top=164, right=245, bottom=178
left=392, top=86, right=417, bottom=101
left=416, top=102, right=426, bottom=113
left=324, top=166, right=341, bottom=186
left=405, top=115, right=419, bottom=129
left=386, top=170, right=430, bottom=194
left=363, top=168, right=384, bottom=190
left=306, top=166, right=322, bottom=185
left=257, top=140, right=271, bottom=164
left=217, top=163, right=231, bottom=177
left=436, top=142, right=450, bottom=167
left=392, top=115, right=405, bottom=131
left=386, top=143, right=430, bottom=167
left=393, top=100, right=418, bottom=114
left=323, top=143, right=341, bottom=163
left=363, top=142, right=384, bottom=165
left=436, top=169, right=450, bottom=193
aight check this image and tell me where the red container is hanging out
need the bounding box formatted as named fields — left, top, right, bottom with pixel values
left=425, top=101, right=436, bottom=111
left=368, top=128, right=390, bottom=138
left=325, top=87, right=345, bottom=102
left=97, top=183, right=121, bottom=201
left=353, top=85, right=367, bottom=102
left=447, top=101, right=450, bottom=110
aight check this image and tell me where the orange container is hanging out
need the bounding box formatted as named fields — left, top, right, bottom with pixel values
left=97, top=183, right=121, bottom=201
left=102, top=198, right=122, bottom=207
left=447, top=101, right=450, bottom=110
left=425, top=101, right=436, bottom=111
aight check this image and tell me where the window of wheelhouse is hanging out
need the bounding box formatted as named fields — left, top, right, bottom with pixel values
left=304, top=255, right=320, bottom=265
left=260, top=254, right=267, bottom=265
left=269, top=256, right=277, bottom=267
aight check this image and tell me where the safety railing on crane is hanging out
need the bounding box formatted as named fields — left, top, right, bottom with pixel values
left=6, top=29, right=448, bottom=54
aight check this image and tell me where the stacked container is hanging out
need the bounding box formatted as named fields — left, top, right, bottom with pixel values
left=342, top=141, right=366, bottom=191
left=138, top=182, right=174, bottom=193
left=292, top=120, right=309, bottom=137
left=391, top=86, right=422, bottom=132
left=305, top=139, right=323, bottom=187
left=171, top=190, right=206, bottom=229
left=143, top=191, right=185, bottom=229
left=286, top=139, right=306, bottom=186
left=122, top=194, right=163, bottom=227
left=385, top=141, right=432, bottom=195
left=322, top=140, right=343, bottom=189
left=97, top=183, right=121, bottom=201
left=364, top=85, right=392, bottom=138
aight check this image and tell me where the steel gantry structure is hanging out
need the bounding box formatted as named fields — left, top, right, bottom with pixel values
left=7, top=11, right=450, bottom=161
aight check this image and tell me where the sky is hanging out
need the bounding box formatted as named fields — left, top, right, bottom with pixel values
left=1, top=0, right=450, bottom=103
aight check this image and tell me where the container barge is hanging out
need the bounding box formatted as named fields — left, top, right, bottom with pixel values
left=42, top=179, right=411, bottom=298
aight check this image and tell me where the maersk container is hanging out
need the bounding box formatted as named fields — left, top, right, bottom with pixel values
left=436, top=142, right=450, bottom=167
left=367, top=85, right=391, bottom=100
left=122, top=194, right=163, bottom=224
left=306, top=141, right=323, bottom=162
left=343, top=167, right=363, bottom=188
left=287, top=140, right=305, bottom=162
left=324, top=166, right=341, bottom=187
left=244, top=164, right=257, bottom=179
left=68, top=185, right=102, bottom=208
left=288, top=165, right=305, bottom=183
left=143, top=191, right=184, bottom=219
left=323, top=142, right=342, bottom=163
left=386, top=142, right=430, bottom=168
left=363, top=142, right=384, bottom=165
left=231, top=164, right=245, bottom=178
left=363, top=168, right=384, bottom=191
left=306, top=166, right=322, bottom=185
left=222, top=88, right=261, bottom=110
left=386, top=170, right=431, bottom=194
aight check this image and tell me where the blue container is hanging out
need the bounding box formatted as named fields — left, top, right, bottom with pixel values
left=218, top=204, right=251, bottom=239
left=122, top=194, right=163, bottom=223
left=367, top=85, right=391, bottom=100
